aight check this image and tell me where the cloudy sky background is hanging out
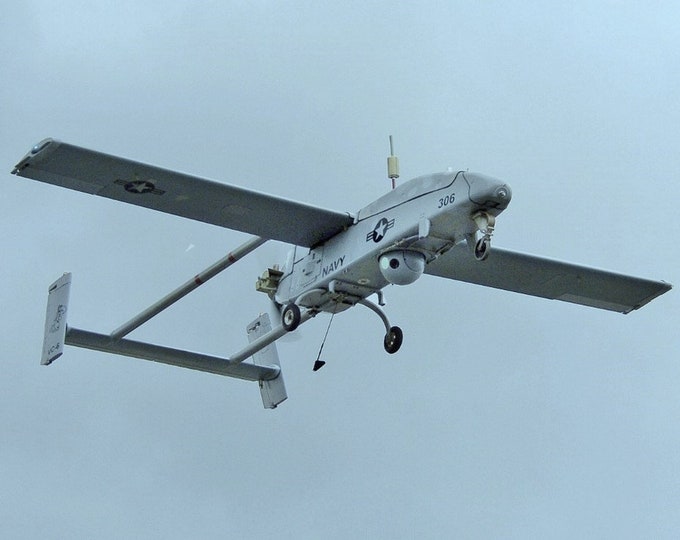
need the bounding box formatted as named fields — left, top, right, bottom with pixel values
left=2, top=2, right=679, bottom=538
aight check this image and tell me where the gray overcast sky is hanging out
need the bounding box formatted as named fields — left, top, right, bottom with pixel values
left=2, top=1, right=679, bottom=538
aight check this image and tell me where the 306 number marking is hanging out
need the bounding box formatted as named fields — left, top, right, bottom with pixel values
left=438, top=193, right=455, bottom=208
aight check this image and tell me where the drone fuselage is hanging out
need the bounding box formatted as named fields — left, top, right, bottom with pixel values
left=274, top=171, right=512, bottom=312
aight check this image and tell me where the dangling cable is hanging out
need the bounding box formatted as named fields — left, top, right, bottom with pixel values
left=313, top=308, right=336, bottom=371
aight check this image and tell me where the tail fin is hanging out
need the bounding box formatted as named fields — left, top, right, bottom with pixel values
left=42, top=273, right=71, bottom=365
left=247, top=313, right=287, bottom=409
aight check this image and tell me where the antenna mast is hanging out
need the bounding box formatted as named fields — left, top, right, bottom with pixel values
left=387, top=135, right=400, bottom=190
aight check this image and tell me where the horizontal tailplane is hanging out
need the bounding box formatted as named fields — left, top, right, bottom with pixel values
left=40, top=273, right=287, bottom=409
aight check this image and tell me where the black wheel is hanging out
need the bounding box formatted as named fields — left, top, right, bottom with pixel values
left=384, top=325, right=403, bottom=354
left=474, top=237, right=490, bottom=261
left=282, top=303, right=301, bottom=332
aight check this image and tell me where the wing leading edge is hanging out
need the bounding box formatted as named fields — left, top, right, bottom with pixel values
left=425, top=243, right=671, bottom=314
left=12, top=139, right=354, bottom=247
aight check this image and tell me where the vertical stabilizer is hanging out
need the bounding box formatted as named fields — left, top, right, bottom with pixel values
left=42, top=273, right=71, bottom=365
left=247, top=313, right=287, bottom=409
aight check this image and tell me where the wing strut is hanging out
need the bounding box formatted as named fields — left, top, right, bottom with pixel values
left=111, top=235, right=267, bottom=339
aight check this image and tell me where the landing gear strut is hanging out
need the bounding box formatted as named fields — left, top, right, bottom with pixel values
left=357, top=298, right=403, bottom=354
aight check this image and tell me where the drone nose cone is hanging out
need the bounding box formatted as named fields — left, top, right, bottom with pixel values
left=465, top=172, right=512, bottom=210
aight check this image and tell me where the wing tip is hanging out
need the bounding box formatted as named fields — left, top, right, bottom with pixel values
left=625, top=280, right=673, bottom=314
left=12, top=137, right=60, bottom=175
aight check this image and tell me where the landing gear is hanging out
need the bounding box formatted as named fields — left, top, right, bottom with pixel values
left=356, top=298, right=403, bottom=355
left=474, top=237, right=490, bottom=261
left=281, top=303, right=301, bottom=332
left=471, top=211, right=495, bottom=262
left=283, top=293, right=404, bottom=355
left=384, top=326, right=403, bottom=354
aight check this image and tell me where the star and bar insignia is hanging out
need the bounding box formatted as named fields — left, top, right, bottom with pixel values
left=366, top=217, right=395, bottom=243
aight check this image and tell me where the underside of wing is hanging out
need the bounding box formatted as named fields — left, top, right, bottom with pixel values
left=12, top=139, right=354, bottom=247
left=425, top=243, right=672, bottom=314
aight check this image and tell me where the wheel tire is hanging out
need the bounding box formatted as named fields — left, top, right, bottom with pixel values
left=384, top=326, right=403, bottom=354
left=474, top=238, right=490, bottom=261
left=282, top=303, right=301, bottom=332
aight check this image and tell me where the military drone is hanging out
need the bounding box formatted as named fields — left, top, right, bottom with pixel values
left=12, top=138, right=671, bottom=408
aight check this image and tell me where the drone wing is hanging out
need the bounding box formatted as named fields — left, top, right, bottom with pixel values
left=12, top=139, right=353, bottom=247
left=425, top=243, right=671, bottom=314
